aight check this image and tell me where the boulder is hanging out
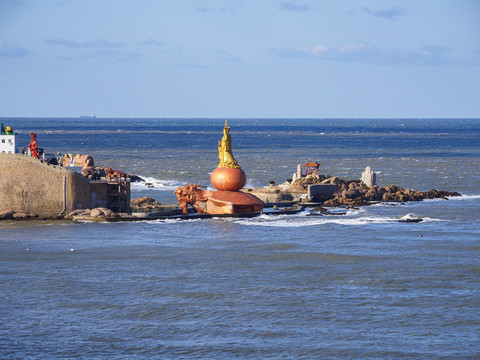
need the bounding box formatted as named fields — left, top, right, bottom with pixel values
left=321, top=176, right=341, bottom=185
left=89, top=207, right=116, bottom=218
left=0, top=210, right=15, bottom=220
left=131, top=196, right=157, bottom=208
left=13, top=212, right=30, bottom=219
left=129, top=174, right=145, bottom=183
left=117, top=212, right=133, bottom=218
left=66, top=209, right=92, bottom=217
left=365, top=188, right=380, bottom=201
left=90, top=208, right=106, bottom=218
left=75, top=154, right=94, bottom=168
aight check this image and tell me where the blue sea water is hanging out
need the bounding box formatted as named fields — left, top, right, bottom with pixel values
left=1, top=118, right=479, bottom=359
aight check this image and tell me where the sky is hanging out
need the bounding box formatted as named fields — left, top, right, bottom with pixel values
left=0, top=0, right=479, bottom=118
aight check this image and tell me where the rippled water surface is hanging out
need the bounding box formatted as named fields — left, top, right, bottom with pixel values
left=1, top=118, right=479, bottom=359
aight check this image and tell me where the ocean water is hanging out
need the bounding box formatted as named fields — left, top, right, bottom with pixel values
left=1, top=118, right=479, bottom=359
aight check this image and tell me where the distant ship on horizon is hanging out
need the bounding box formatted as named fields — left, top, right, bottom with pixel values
left=80, top=114, right=96, bottom=119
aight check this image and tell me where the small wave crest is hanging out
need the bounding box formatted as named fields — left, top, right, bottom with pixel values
left=232, top=211, right=438, bottom=227
left=130, top=176, right=183, bottom=191
left=451, top=194, right=480, bottom=201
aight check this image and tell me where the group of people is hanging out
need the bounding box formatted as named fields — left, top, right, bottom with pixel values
left=0, top=124, right=14, bottom=135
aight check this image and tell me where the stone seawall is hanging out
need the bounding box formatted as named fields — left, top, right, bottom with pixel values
left=0, top=153, right=110, bottom=217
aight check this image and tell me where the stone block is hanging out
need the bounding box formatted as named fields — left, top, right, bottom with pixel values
left=361, top=166, right=377, bottom=187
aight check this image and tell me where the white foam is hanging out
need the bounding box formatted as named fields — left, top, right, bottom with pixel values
left=232, top=212, right=434, bottom=228
left=130, top=176, right=183, bottom=191
left=450, top=194, right=480, bottom=201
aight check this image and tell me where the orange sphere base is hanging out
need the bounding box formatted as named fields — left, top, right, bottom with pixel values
left=210, top=167, right=246, bottom=191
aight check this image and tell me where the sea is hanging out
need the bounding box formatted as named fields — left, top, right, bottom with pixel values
left=0, top=118, right=479, bottom=359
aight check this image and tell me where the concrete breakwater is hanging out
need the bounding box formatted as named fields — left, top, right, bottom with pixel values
left=0, top=153, right=131, bottom=220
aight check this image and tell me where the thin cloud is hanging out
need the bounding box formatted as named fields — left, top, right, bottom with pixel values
left=173, top=62, right=210, bottom=69
left=271, top=42, right=455, bottom=66
left=279, top=1, right=317, bottom=12
left=140, top=39, right=164, bottom=46
left=217, top=49, right=244, bottom=65
left=194, top=7, right=231, bottom=14
left=54, top=49, right=143, bottom=63
left=348, top=6, right=407, bottom=21
left=0, top=40, right=30, bottom=58
left=44, top=38, right=127, bottom=49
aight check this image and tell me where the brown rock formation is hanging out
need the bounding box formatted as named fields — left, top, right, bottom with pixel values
left=130, top=196, right=158, bottom=211
left=287, top=173, right=461, bottom=207
left=323, top=180, right=461, bottom=207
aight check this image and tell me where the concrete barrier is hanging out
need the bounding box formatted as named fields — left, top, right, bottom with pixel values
left=308, top=184, right=338, bottom=201
left=0, top=153, right=128, bottom=216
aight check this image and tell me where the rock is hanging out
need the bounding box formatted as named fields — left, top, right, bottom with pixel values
left=117, top=212, right=133, bottom=218
left=131, top=196, right=157, bottom=208
left=89, top=207, right=116, bottom=218
left=0, top=210, right=15, bottom=220
left=66, top=209, right=92, bottom=217
left=288, top=173, right=330, bottom=191
left=75, top=154, right=94, bottom=168
left=103, top=209, right=116, bottom=218
left=90, top=208, right=106, bottom=218
left=13, top=212, right=30, bottom=219
left=129, top=174, right=145, bottom=182
left=82, top=166, right=95, bottom=178
left=342, top=189, right=360, bottom=199
left=365, top=187, right=381, bottom=201
left=321, top=176, right=340, bottom=185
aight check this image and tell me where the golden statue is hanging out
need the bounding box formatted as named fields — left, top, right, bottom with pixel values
left=218, top=120, right=240, bottom=169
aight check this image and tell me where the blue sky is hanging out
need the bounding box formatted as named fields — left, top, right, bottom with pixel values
left=1, top=0, right=479, bottom=118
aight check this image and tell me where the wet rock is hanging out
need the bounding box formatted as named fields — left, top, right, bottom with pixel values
left=0, top=210, right=15, bottom=220
left=318, top=177, right=462, bottom=208
left=129, top=174, right=145, bottom=183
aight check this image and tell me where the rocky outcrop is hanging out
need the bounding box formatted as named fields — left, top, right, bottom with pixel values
left=288, top=174, right=347, bottom=192
left=130, top=196, right=158, bottom=211
left=323, top=181, right=461, bottom=207
left=286, top=173, right=461, bottom=207
left=0, top=209, right=62, bottom=220
left=0, top=210, right=15, bottom=220
left=65, top=207, right=133, bottom=220
left=129, top=174, right=144, bottom=183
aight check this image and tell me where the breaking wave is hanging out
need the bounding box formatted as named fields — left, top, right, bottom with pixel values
left=231, top=211, right=438, bottom=228
left=130, top=176, right=184, bottom=191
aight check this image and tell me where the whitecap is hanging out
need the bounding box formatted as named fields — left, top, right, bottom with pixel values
left=448, top=194, right=480, bottom=201
left=231, top=212, right=430, bottom=227
left=130, top=176, right=184, bottom=191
